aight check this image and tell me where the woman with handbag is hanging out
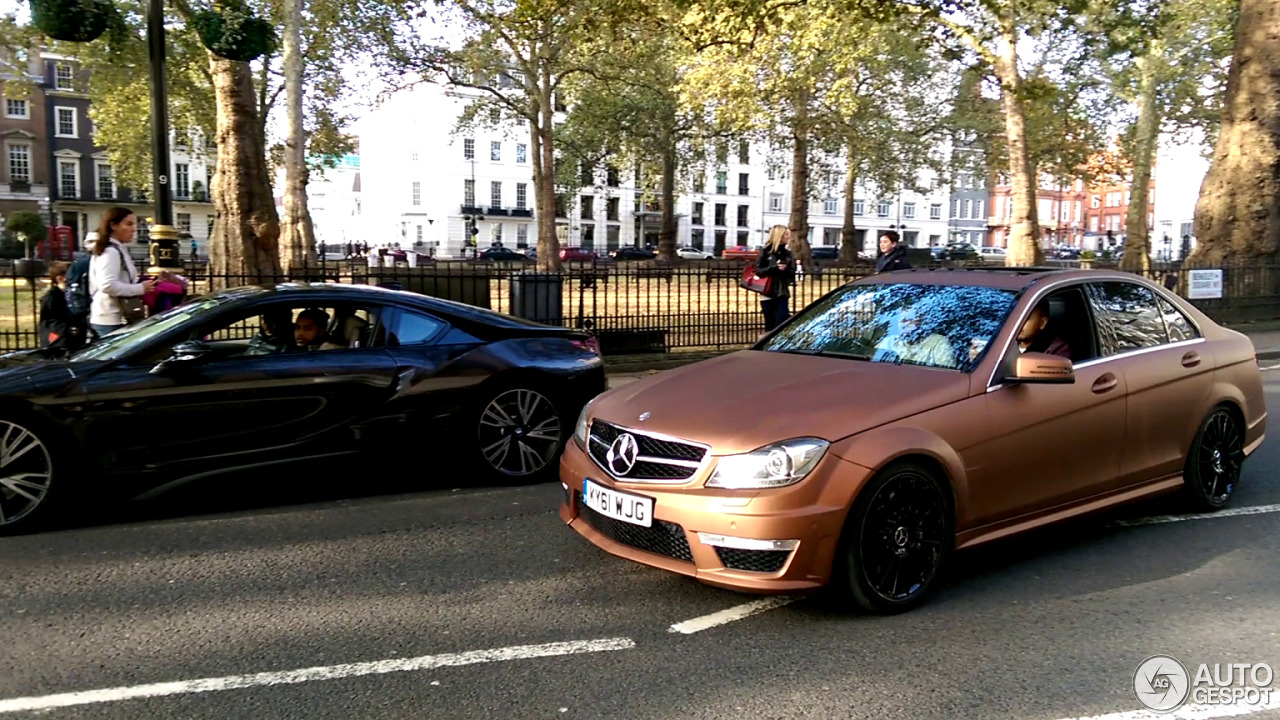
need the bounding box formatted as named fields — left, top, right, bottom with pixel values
left=755, top=224, right=796, bottom=332
left=88, top=207, right=154, bottom=339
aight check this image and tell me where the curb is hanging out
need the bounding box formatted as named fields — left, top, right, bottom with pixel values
left=1257, top=349, right=1280, bottom=362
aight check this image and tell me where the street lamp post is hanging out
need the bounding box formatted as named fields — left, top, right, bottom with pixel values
left=145, top=0, right=180, bottom=273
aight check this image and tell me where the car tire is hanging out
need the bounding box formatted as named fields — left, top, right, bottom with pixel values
left=468, top=377, right=568, bottom=484
left=0, top=414, right=66, bottom=536
left=833, top=460, right=954, bottom=614
left=1181, top=406, right=1245, bottom=512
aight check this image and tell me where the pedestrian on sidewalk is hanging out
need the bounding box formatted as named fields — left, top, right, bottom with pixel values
left=875, top=231, right=911, bottom=273
left=39, top=261, right=81, bottom=353
left=755, top=224, right=796, bottom=333
left=88, top=207, right=154, bottom=338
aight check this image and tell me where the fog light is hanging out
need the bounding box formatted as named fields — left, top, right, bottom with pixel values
left=696, top=533, right=799, bottom=551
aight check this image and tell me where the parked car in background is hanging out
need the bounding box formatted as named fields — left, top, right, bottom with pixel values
left=979, top=246, right=1007, bottom=262
left=0, top=283, right=605, bottom=534
left=611, top=247, right=656, bottom=261
left=478, top=246, right=530, bottom=262
left=560, top=247, right=600, bottom=262
left=941, top=243, right=979, bottom=261
left=721, top=246, right=759, bottom=261
left=561, top=267, right=1264, bottom=614
left=810, top=246, right=839, bottom=260
left=677, top=247, right=715, bottom=260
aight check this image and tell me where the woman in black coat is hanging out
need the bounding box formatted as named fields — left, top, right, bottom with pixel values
left=755, top=224, right=797, bottom=331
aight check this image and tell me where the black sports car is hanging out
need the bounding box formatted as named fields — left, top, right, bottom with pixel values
left=0, top=283, right=606, bottom=533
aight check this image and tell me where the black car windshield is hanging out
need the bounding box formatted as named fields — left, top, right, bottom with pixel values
left=71, top=295, right=231, bottom=362
left=759, top=282, right=1019, bottom=371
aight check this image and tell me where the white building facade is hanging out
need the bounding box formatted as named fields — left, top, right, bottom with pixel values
left=360, top=82, right=951, bottom=257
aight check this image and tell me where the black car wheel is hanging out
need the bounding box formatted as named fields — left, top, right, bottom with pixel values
left=474, top=383, right=565, bottom=480
left=1183, top=406, right=1244, bottom=512
left=834, top=460, right=953, bottom=614
left=0, top=418, right=57, bottom=534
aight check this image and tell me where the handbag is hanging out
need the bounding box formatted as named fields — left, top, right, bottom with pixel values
left=110, top=244, right=148, bottom=324
left=740, top=263, right=774, bottom=295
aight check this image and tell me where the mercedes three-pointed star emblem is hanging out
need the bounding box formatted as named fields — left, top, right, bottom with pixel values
left=606, top=433, right=640, bottom=476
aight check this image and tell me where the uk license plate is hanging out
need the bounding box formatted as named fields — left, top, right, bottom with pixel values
left=583, top=479, right=653, bottom=528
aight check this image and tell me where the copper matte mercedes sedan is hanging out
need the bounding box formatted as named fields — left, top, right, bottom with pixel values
left=559, top=267, right=1267, bottom=613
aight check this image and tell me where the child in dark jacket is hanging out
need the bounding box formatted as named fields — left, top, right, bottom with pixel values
left=39, top=261, right=81, bottom=352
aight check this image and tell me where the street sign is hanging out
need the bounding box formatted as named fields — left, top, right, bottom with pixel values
left=1187, top=269, right=1224, bottom=299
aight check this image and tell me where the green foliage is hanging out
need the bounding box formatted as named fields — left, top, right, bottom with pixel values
left=190, top=5, right=277, bottom=62
left=5, top=211, right=48, bottom=250
left=29, top=0, right=117, bottom=42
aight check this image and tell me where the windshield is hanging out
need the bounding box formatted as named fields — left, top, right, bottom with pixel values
left=71, top=295, right=233, bottom=362
left=759, top=282, right=1019, bottom=371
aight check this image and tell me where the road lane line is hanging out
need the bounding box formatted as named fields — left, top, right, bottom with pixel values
left=1056, top=693, right=1280, bottom=719
left=1109, top=503, right=1280, bottom=527
left=0, top=637, right=636, bottom=714
left=669, top=596, right=800, bottom=634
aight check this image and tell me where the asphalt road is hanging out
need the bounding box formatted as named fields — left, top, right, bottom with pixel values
left=2, top=380, right=1279, bottom=719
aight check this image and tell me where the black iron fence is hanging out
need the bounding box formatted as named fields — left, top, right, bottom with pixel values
left=2, top=255, right=1276, bottom=355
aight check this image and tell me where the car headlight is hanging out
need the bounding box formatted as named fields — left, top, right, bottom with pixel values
left=706, top=437, right=829, bottom=489
left=573, top=402, right=592, bottom=449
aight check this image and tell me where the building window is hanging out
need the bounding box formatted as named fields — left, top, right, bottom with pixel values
left=58, top=160, right=78, bottom=198
left=877, top=201, right=890, bottom=218
left=412, top=181, right=422, bottom=206
left=691, top=228, right=705, bottom=250
left=410, top=151, right=419, bottom=162
left=693, top=171, right=705, bottom=193
left=516, top=224, right=528, bottom=247
left=580, top=195, right=593, bottom=220
left=606, top=225, right=620, bottom=250
left=491, top=181, right=502, bottom=208
left=5, top=99, right=27, bottom=119
left=516, top=143, right=527, bottom=164
left=737, top=173, right=749, bottom=196
left=714, top=203, right=726, bottom=226
left=715, top=172, right=727, bottom=194
left=8, top=143, right=30, bottom=182
left=930, top=203, right=942, bottom=220
left=491, top=141, right=501, bottom=161
left=175, top=212, right=191, bottom=233
left=174, top=163, right=190, bottom=198
left=581, top=224, right=595, bottom=249
left=55, top=107, right=77, bottom=137
left=606, top=166, right=619, bottom=187
left=416, top=225, right=423, bottom=242
left=737, top=139, right=749, bottom=164
left=606, top=197, right=619, bottom=221
left=463, top=138, right=474, bottom=159
left=854, top=199, right=865, bottom=216
left=516, top=183, right=527, bottom=209
left=975, top=200, right=984, bottom=218
left=96, top=163, right=114, bottom=199
left=491, top=223, right=503, bottom=245
left=962, top=199, right=971, bottom=219
left=55, top=63, right=73, bottom=90
left=463, top=179, right=474, bottom=206
left=769, top=193, right=783, bottom=212
left=904, top=202, right=916, bottom=219
left=736, top=205, right=748, bottom=227
left=824, top=198, right=837, bottom=215
left=692, top=202, right=704, bottom=225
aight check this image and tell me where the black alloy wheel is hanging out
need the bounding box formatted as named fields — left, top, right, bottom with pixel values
left=837, top=461, right=953, bottom=614
left=0, top=419, right=56, bottom=533
left=1183, top=407, right=1244, bottom=512
left=476, top=387, right=564, bottom=479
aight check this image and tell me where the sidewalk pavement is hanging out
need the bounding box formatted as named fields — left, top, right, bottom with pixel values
left=603, top=325, right=1280, bottom=388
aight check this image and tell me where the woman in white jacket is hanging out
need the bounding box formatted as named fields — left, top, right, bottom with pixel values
left=88, top=207, right=154, bottom=338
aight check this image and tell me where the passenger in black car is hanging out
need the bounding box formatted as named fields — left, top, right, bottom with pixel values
left=294, top=308, right=330, bottom=350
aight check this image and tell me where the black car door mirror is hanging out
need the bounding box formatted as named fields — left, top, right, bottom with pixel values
left=150, top=340, right=215, bottom=376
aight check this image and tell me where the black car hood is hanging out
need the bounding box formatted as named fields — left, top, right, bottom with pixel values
left=0, top=351, right=86, bottom=395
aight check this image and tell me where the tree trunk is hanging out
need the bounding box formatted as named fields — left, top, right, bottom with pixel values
left=531, top=72, right=563, bottom=272
left=788, top=91, right=813, bottom=271
left=208, top=57, right=281, bottom=286
left=1191, top=0, right=1280, bottom=265
left=1120, top=51, right=1161, bottom=274
left=995, top=24, right=1042, bottom=267
left=279, top=0, right=318, bottom=276
left=658, top=129, right=677, bottom=262
left=839, top=142, right=859, bottom=263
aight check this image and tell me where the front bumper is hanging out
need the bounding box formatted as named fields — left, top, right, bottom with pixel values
left=558, top=439, right=872, bottom=593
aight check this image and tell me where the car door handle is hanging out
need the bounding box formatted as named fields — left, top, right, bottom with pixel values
left=1092, top=373, right=1118, bottom=394
left=1182, top=351, right=1201, bottom=368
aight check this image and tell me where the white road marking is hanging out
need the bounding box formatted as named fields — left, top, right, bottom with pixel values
left=0, top=637, right=636, bottom=714
left=1056, top=694, right=1280, bottom=719
left=1109, top=503, right=1280, bottom=527
left=1259, top=364, right=1280, bottom=371
left=668, top=596, right=800, bottom=634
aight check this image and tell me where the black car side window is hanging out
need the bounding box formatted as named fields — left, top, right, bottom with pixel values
left=386, top=310, right=447, bottom=347
left=1087, top=281, right=1170, bottom=356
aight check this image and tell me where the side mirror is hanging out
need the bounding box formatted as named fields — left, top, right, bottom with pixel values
left=1002, top=351, right=1074, bottom=384
left=150, top=340, right=214, bottom=376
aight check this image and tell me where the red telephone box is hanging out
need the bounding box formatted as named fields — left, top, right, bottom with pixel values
left=38, top=225, right=74, bottom=260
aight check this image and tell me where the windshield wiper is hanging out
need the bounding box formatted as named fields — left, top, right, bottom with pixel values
left=775, top=348, right=872, bottom=361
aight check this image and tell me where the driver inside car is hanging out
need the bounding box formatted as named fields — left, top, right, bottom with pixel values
left=242, top=307, right=296, bottom=356
left=874, top=308, right=955, bottom=367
